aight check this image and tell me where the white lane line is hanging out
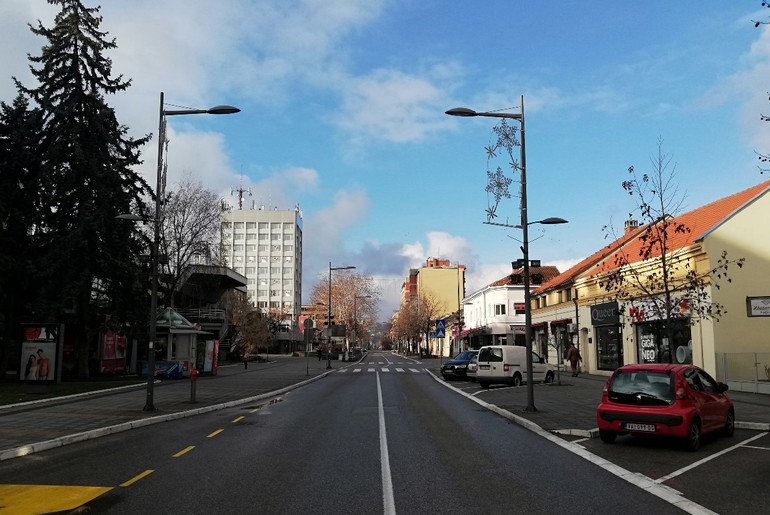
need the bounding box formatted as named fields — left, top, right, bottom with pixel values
left=377, top=372, right=396, bottom=515
left=396, top=368, right=405, bottom=373
left=409, top=368, right=421, bottom=373
left=338, top=369, right=348, bottom=373
left=353, top=368, right=362, bottom=373
left=381, top=368, right=390, bottom=373
left=368, top=368, right=376, bottom=373
left=654, top=432, right=768, bottom=484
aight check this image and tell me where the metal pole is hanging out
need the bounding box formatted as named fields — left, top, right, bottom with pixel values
left=519, top=95, right=536, bottom=412
left=144, top=92, right=164, bottom=412
left=327, top=262, right=332, bottom=369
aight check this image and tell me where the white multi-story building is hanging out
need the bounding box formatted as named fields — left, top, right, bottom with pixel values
left=221, top=206, right=303, bottom=319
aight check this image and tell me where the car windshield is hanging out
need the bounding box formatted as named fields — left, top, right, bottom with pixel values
left=608, top=370, right=674, bottom=406
left=453, top=351, right=476, bottom=361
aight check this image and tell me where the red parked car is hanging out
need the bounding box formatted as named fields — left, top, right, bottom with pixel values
left=596, top=363, right=734, bottom=451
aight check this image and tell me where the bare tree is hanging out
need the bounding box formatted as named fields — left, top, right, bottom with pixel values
left=753, top=2, right=770, bottom=173
left=309, top=270, right=380, bottom=334
left=157, top=175, right=224, bottom=306
left=600, top=140, right=744, bottom=362
left=229, top=291, right=270, bottom=357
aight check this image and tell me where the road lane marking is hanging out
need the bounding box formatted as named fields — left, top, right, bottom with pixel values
left=172, top=446, right=195, bottom=458
left=354, top=368, right=362, bottom=373
left=120, top=470, right=154, bottom=487
left=410, top=368, right=421, bottom=373
left=396, top=368, right=405, bottom=373
left=376, top=372, right=396, bottom=515
left=382, top=368, right=390, bottom=372
left=368, top=368, right=375, bottom=372
left=654, top=432, right=768, bottom=484
left=232, top=416, right=245, bottom=423
left=207, top=429, right=224, bottom=438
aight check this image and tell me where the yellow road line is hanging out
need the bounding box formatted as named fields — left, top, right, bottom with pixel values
left=172, top=445, right=195, bottom=458
left=120, top=469, right=154, bottom=487
left=208, top=429, right=224, bottom=438
left=249, top=407, right=260, bottom=413
left=232, top=416, right=245, bottom=423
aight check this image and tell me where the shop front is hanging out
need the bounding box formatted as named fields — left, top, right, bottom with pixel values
left=591, top=301, right=623, bottom=371
left=628, top=297, right=693, bottom=365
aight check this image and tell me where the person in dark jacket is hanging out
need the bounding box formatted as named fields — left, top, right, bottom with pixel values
left=566, top=343, right=582, bottom=377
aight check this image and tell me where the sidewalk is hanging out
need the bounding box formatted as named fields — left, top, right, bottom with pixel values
left=0, top=354, right=333, bottom=461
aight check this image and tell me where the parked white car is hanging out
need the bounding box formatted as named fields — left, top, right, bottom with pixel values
left=476, top=345, right=555, bottom=389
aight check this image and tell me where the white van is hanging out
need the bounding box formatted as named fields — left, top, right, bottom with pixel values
left=476, top=345, right=555, bottom=389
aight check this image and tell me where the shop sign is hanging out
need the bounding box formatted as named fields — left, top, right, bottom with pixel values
left=747, top=296, right=770, bottom=317
left=591, top=301, right=619, bottom=326
left=639, top=333, right=656, bottom=363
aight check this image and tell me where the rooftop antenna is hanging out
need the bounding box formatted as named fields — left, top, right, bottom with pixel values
left=230, top=172, right=252, bottom=210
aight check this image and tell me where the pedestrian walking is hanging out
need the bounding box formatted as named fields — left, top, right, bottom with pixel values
left=243, top=355, right=248, bottom=369
left=566, top=342, right=582, bottom=377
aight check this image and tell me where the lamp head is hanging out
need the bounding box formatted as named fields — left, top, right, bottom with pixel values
left=445, top=107, right=478, bottom=117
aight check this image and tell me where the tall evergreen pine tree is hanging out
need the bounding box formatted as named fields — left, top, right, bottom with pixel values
left=15, top=0, right=151, bottom=377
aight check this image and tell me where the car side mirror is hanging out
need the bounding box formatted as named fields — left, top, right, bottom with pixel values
left=717, top=382, right=729, bottom=393
left=539, top=356, right=545, bottom=364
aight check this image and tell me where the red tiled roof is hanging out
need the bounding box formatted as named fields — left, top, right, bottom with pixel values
left=594, top=180, right=770, bottom=275
left=534, top=180, right=770, bottom=292
left=490, top=265, right=561, bottom=287
left=534, top=224, right=648, bottom=294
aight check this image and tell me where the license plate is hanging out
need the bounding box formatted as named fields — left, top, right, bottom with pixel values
left=623, top=422, right=655, bottom=432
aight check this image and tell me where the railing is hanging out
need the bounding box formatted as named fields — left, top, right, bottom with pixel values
left=175, top=308, right=226, bottom=322
left=715, top=352, right=770, bottom=394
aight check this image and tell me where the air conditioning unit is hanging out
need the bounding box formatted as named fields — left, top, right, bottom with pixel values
left=566, top=323, right=578, bottom=333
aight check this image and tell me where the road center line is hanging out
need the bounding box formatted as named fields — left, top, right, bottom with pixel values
left=377, top=372, right=396, bottom=515
left=172, top=446, right=195, bottom=458
left=207, top=429, right=224, bottom=438
left=654, top=432, right=768, bottom=484
left=120, top=469, right=153, bottom=487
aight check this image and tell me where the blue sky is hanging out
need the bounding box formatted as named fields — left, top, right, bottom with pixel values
left=2, top=1, right=769, bottom=320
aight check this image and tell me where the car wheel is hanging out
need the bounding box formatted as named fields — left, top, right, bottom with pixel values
left=599, top=429, right=616, bottom=444
left=479, top=381, right=490, bottom=389
left=512, top=373, right=522, bottom=387
left=544, top=371, right=554, bottom=384
left=723, top=410, right=735, bottom=437
left=685, top=419, right=701, bottom=452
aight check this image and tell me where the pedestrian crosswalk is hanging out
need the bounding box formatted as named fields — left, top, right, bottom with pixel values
left=335, top=362, right=425, bottom=374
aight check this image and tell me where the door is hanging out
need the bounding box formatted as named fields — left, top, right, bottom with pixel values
left=530, top=351, right=546, bottom=382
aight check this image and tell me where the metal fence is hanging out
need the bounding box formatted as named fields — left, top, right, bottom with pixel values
left=715, top=352, right=770, bottom=394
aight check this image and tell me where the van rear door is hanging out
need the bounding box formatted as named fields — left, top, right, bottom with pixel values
left=478, top=347, right=504, bottom=377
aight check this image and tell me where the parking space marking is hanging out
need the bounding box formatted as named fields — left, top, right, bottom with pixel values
left=744, top=445, right=770, bottom=450
left=654, top=432, right=768, bottom=484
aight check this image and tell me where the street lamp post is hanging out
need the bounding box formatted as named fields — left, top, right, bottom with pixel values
left=143, top=92, right=239, bottom=412
left=327, top=262, right=355, bottom=370
left=446, top=97, right=566, bottom=412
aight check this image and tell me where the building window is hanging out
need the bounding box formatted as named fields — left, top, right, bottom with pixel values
left=233, top=244, right=244, bottom=251
left=246, top=267, right=255, bottom=274
left=271, top=245, right=281, bottom=252
left=259, top=222, right=268, bottom=229
left=271, top=234, right=281, bottom=241
left=246, top=233, right=256, bottom=240
left=494, top=304, right=506, bottom=315
left=234, top=222, right=244, bottom=229
left=246, top=222, right=256, bottom=229
left=259, top=245, right=268, bottom=251
left=284, top=256, right=293, bottom=263
left=566, top=289, right=572, bottom=301
left=271, top=256, right=280, bottom=263
left=258, top=267, right=267, bottom=274
left=270, top=267, right=280, bottom=274
left=222, top=222, right=232, bottom=229
left=258, top=301, right=267, bottom=308
left=284, top=245, right=293, bottom=251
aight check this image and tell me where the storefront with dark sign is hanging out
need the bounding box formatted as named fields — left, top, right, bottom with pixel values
left=591, top=301, right=623, bottom=371
left=629, top=297, right=693, bottom=364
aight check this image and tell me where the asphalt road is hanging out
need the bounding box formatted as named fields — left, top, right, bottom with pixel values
left=0, top=351, right=691, bottom=514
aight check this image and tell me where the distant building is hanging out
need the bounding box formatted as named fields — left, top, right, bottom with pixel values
left=397, top=257, right=465, bottom=357
left=221, top=205, right=303, bottom=350
left=463, top=263, right=560, bottom=351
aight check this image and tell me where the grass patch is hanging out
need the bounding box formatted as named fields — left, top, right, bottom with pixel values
left=0, top=377, right=145, bottom=406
